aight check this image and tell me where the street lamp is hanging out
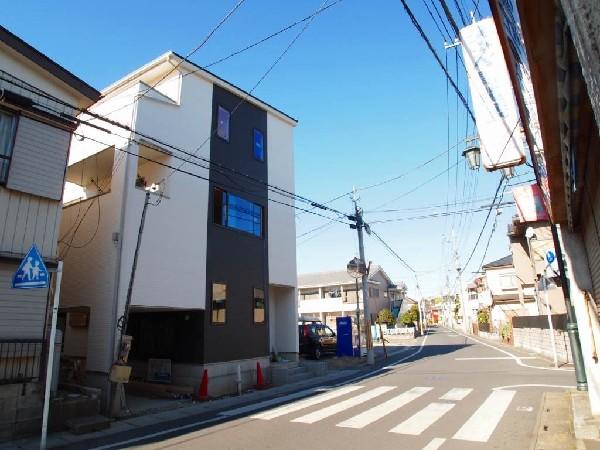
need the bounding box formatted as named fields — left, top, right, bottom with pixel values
left=463, top=137, right=481, bottom=170
left=347, top=258, right=367, bottom=357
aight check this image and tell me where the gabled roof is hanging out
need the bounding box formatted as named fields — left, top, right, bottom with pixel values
left=101, top=51, right=297, bottom=126
left=0, top=25, right=100, bottom=101
left=298, top=264, right=394, bottom=288
left=482, top=255, right=513, bottom=270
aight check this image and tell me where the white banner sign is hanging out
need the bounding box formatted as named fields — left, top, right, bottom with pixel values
left=460, top=18, right=526, bottom=170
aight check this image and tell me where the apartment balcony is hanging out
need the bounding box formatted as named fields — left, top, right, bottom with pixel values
left=298, top=297, right=364, bottom=314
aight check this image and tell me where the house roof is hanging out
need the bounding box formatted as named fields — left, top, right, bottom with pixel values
left=0, top=26, right=100, bottom=101
left=482, top=255, right=513, bottom=270
left=101, top=51, right=297, bottom=126
left=298, top=264, right=393, bottom=288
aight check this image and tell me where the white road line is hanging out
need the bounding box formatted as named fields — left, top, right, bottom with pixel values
left=453, top=389, right=516, bottom=442
left=493, top=383, right=575, bottom=391
left=455, top=356, right=536, bottom=360
left=422, top=437, right=447, bottom=450
left=291, top=386, right=395, bottom=424
left=219, top=386, right=330, bottom=417
left=336, top=386, right=432, bottom=429
left=451, top=328, right=574, bottom=372
left=390, top=402, right=455, bottom=435
left=251, top=385, right=364, bottom=420
left=439, top=387, right=473, bottom=401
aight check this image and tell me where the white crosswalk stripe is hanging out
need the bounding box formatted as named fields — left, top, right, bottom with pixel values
left=291, top=386, right=396, bottom=424
left=439, top=387, right=473, bottom=401
left=251, top=385, right=364, bottom=420
left=389, top=402, right=455, bottom=435
left=452, top=389, right=516, bottom=442
left=336, top=386, right=432, bottom=429
left=422, top=438, right=447, bottom=450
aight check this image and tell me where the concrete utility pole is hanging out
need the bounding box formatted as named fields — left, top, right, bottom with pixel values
left=351, top=189, right=374, bottom=365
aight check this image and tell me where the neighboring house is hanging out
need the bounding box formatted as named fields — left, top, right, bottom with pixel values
left=480, top=255, right=537, bottom=328
left=297, top=265, right=402, bottom=329
left=0, top=26, right=100, bottom=439
left=507, top=218, right=565, bottom=314
left=58, top=52, right=298, bottom=402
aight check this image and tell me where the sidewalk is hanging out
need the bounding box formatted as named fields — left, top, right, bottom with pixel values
left=2, top=341, right=418, bottom=449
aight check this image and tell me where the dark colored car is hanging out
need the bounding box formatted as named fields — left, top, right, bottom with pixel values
left=298, top=320, right=337, bottom=359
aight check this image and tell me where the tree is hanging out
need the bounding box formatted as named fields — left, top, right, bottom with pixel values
left=399, top=305, right=420, bottom=327
left=377, top=308, right=395, bottom=326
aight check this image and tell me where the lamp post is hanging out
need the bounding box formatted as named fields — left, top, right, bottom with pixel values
left=525, top=227, right=542, bottom=315
left=463, top=137, right=481, bottom=171
left=347, top=257, right=366, bottom=357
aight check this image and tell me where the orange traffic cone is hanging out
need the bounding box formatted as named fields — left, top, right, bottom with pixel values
left=197, top=369, right=209, bottom=401
left=255, top=362, right=266, bottom=389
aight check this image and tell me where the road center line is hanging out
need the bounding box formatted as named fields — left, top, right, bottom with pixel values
left=455, top=356, right=536, bottom=360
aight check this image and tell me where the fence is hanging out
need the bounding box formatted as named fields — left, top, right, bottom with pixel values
left=0, top=339, right=44, bottom=384
left=511, top=314, right=571, bottom=364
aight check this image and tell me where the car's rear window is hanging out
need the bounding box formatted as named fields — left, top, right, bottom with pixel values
left=309, top=324, right=334, bottom=337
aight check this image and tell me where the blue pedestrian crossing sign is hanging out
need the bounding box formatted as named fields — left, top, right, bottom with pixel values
left=12, top=245, right=49, bottom=289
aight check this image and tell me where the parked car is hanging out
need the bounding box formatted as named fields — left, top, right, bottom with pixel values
left=298, top=320, right=337, bottom=359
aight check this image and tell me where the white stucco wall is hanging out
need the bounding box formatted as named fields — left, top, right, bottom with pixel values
left=267, top=113, right=297, bottom=288
left=124, top=72, right=212, bottom=310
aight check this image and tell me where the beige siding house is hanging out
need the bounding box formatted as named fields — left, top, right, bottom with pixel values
left=0, top=25, right=99, bottom=440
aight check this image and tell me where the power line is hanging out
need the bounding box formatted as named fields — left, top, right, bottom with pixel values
left=399, top=0, right=475, bottom=122
left=368, top=202, right=514, bottom=224
left=99, top=0, right=247, bottom=118
left=460, top=176, right=506, bottom=273
left=475, top=182, right=509, bottom=270
left=371, top=159, right=461, bottom=211
left=0, top=72, right=348, bottom=219
left=370, top=229, right=416, bottom=274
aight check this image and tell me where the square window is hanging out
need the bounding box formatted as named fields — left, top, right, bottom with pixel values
left=253, top=288, right=265, bottom=323
left=0, top=110, right=17, bottom=183
left=217, top=106, right=230, bottom=142
left=213, top=188, right=263, bottom=237
left=212, top=282, right=227, bottom=324
left=253, top=129, right=264, bottom=161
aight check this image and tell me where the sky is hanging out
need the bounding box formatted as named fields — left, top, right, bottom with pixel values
left=3, top=0, right=536, bottom=297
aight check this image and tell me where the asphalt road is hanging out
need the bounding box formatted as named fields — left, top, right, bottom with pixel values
left=82, top=327, right=576, bottom=450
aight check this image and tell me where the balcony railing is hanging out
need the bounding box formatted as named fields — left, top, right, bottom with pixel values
left=0, top=339, right=44, bottom=384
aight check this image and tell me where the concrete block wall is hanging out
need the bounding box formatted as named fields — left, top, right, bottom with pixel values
left=513, top=327, right=572, bottom=364
left=0, top=382, right=42, bottom=442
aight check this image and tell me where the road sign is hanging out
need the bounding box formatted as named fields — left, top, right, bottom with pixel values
left=545, top=250, right=556, bottom=264
left=12, top=245, right=49, bottom=289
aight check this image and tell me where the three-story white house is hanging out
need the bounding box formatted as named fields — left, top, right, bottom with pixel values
left=59, top=52, right=298, bottom=402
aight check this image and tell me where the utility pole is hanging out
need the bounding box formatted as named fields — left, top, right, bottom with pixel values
left=110, top=190, right=152, bottom=417
left=350, top=188, right=374, bottom=365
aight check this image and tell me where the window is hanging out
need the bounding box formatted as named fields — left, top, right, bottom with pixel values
left=0, top=110, right=17, bottom=183
left=369, top=287, right=380, bottom=298
left=211, top=282, right=226, bottom=324
left=500, top=275, right=517, bottom=290
left=253, top=129, right=264, bottom=161
left=217, top=106, right=230, bottom=142
left=213, top=188, right=263, bottom=237
left=253, top=288, right=265, bottom=323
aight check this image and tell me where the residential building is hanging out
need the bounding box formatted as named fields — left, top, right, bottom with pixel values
left=58, top=51, right=298, bottom=402
left=507, top=218, right=566, bottom=314
left=480, top=255, right=537, bottom=329
left=491, top=0, right=600, bottom=413
left=0, top=25, right=100, bottom=439
left=297, top=265, right=403, bottom=329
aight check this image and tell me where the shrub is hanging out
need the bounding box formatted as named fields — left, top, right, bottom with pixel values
left=477, top=309, right=490, bottom=324
left=377, top=308, right=395, bottom=326
left=399, top=305, right=420, bottom=327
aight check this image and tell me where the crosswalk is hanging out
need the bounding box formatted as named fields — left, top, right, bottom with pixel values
left=245, top=384, right=518, bottom=447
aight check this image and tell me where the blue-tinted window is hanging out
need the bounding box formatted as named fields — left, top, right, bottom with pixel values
left=217, top=106, right=230, bottom=142
left=253, top=129, right=264, bottom=161
left=214, top=188, right=263, bottom=237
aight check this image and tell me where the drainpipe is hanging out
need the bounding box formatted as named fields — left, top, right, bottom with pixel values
left=551, top=223, right=587, bottom=390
